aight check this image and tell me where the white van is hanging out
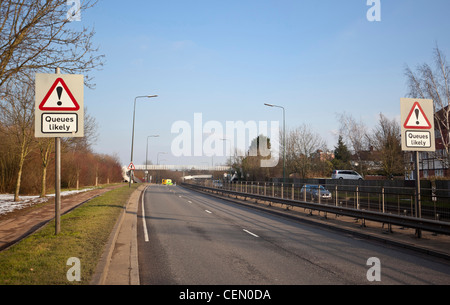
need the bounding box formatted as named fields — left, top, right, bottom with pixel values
left=332, top=170, right=364, bottom=180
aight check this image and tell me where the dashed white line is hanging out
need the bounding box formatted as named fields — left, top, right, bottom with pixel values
left=243, top=229, right=259, bottom=238
left=205, top=210, right=212, bottom=214
left=188, top=201, right=193, bottom=203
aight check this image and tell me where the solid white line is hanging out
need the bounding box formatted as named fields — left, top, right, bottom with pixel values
left=142, top=187, right=149, bottom=242
left=243, top=229, right=259, bottom=238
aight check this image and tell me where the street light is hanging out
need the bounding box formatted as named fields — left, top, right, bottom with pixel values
left=129, top=95, right=158, bottom=187
left=221, top=138, right=232, bottom=182
left=157, top=152, right=167, bottom=165
left=146, top=135, right=159, bottom=183
left=264, top=103, right=286, bottom=183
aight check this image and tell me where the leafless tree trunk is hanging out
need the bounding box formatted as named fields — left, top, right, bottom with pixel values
left=37, top=137, right=53, bottom=197
left=0, top=82, right=35, bottom=201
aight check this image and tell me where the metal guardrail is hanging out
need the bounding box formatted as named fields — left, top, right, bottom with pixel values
left=182, top=182, right=450, bottom=236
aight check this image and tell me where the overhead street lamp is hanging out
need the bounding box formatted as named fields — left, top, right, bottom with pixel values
left=264, top=103, right=286, bottom=183
left=146, top=135, right=159, bottom=183
left=221, top=138, right=232, bottom=181
left=157, top=152, right=167, bottom=165
left=129, top=95, right=158, bottom=187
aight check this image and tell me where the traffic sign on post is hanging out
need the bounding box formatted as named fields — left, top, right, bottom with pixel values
left=35, top=74, right=84, bottom=138
left=401, top=98, right=435, bottom=152
left=35, top=71, right=84, bottom=235
left=400, top=98, right=435, bottom=238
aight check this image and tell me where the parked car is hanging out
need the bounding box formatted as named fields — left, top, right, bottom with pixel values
left=212, top=180, right=223, bottom=188
left=331, top=170, right=364, bottom=180
left=300, top=185, right=332, bottom=201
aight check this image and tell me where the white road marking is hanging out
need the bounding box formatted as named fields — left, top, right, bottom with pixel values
left=205, top=210, right=212, bottom=214
left=243, top=229, right=259, bottom=238
left=142, top=187, right=149, bottom=242
left=188, top=201, right=192, bottom=203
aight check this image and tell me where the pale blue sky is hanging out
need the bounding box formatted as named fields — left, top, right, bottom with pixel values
left=77, top=0, right=450, bottom=166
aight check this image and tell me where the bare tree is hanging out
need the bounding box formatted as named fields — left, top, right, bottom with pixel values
left=286, top=124, right=327, bottom=178
left=336, top=112, right=369, bottom=173
left=405, top=45, right=450, bottom=168
left=367, top=114, right=403, bottom=177
left=0, top=0, right=104, bottom=90
left=0, top=82, right=35, bottom=201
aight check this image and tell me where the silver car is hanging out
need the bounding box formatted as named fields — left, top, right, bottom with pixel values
left=331, top=170, right=364, bottom=180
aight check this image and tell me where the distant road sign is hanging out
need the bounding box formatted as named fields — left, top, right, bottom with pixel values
left=401, top=98, right=435, bottom=152
left=35, top=74, right=84, bottom=138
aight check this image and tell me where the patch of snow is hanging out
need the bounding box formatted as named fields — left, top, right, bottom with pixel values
left=0, top=188, right=95, bottom=216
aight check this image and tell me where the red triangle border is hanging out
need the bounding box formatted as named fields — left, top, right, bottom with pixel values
left=403, top=101, right=432, bottom=130
left=39, top=78, right=80, bottom=111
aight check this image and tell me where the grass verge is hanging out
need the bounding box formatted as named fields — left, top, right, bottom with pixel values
left=0, top=184, right=139, bottom=285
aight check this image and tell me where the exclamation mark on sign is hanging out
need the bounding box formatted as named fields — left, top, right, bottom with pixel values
left=415, top=108, right=420, bottom=125
left=57, top=86, right=63, bottom=106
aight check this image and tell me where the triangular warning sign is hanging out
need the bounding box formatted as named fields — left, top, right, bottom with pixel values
left=128, top=163, right=135, bottom=170
left=404, top=102, right=432, bottom=129
left=39, top=78, right=80, bottom=111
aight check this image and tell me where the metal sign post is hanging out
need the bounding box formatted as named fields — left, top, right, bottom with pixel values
left=35, top=69, right=84, bottom=235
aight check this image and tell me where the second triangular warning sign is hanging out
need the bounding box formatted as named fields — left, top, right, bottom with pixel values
left=404, top=102, right=432, bottom=129
left=39, top=78, right=80, bottom=111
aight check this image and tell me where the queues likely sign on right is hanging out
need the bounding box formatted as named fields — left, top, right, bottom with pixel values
left=400, top=98, right=435, bottom=152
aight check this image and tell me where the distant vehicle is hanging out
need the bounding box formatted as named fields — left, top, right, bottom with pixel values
left=331, top=170, right=364, bottom=180
left=162, top=179, right=173, bottom=185
left=300, top=185, right=332, bottom=201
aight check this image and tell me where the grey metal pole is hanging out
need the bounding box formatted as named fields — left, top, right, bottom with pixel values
left=146, top=135, right=159, bottom=183
left=55, top=137, right=61, bottom=235
left=129, top=97, right=137, bottom=188
left=55, top=67, right=61, bottom=235
left=415, top=151, right=422, bottom=238
left=264, top=103, right=286, bottom=183
left=129, top=95, right=158, bottom=187
left=282, top=106, right=286, bottom=184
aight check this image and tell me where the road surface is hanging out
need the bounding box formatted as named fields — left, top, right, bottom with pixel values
left=137, top=185, right=450, bottom=285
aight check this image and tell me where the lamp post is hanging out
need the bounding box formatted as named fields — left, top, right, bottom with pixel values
left=157, top=152, right=167, bottom=184
left=221, top=138, right=232, bottom=182
left=264, top=103, right=286, bottom=183
left=129, top=95, right=158, bottom=187
left=146, top=135, right=159, bottom=183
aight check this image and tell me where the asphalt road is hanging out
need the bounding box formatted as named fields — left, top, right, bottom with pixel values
left=137, top=184, right=450, bottom=285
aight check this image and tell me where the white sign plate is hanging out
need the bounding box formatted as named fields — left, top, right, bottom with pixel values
left=41, top=113, right=78, bottom=134
left=35, top=73, right=84, bottom=138
left=401, top=98, right=435, bottom=152
left=405, top=131, right=432, bottom=149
